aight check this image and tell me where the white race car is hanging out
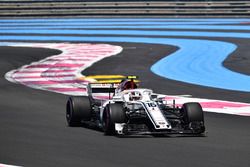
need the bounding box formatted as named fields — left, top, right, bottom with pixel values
left=66, top=76, right=205, bottom=136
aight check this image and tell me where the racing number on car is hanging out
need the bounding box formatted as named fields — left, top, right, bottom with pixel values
left=147, top=102, right=157, bottom=108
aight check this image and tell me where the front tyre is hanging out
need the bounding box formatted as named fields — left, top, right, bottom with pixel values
left=103, top=103, right=126, bottom=135
left=66, top=96, right=92, bottom=127
left=182, top=102, right=205, bottom=134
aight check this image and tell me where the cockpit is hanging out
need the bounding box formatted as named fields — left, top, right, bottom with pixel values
left=122, top=89, right=153, bottom=102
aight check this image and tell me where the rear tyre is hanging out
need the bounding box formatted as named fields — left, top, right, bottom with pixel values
left=182, top=102, right=205, bottom=133
left=66, top=96, right=92, bottom=127
left=103, top=103, right=126, bottom=135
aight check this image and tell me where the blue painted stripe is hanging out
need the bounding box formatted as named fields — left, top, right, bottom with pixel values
left=1, top=29, right=250, bottom=39
left=1, top=25, right=250, bottom=31
left=0, top=21, right=248, bottom=26
left=0, top=18, right=250, bottom=23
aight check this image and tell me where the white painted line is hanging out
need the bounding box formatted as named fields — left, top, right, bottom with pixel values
left=0, top=163, right=22, bottom=167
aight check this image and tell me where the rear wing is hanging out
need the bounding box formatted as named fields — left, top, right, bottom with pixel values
left=80, top=75, right=139, bottom=94
left=89, top=83, right=119, bottom=93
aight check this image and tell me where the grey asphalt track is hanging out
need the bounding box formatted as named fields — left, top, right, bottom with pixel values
left=0, top=42, right=250, bottom=167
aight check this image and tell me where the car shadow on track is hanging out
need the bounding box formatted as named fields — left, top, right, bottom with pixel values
left=117, top=134, right=207, bottom=139
left=75, top=123, right=207, bottom=138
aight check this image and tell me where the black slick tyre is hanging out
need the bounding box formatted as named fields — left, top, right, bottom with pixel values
left=66, top=96, right=92, bottom=127
left=103, top=103, right=126, bottom=135
left=182, top=102, right=205, bottom=133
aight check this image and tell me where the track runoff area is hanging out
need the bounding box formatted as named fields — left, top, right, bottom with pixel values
left=1, top=18, right=250, bottom=167
left=3, top=42, right=250, bottom=116
left=2, top=18, right=250, bottom=116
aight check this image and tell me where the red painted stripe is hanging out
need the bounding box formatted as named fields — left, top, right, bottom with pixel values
left=44, top=70, right=76, bottom=73
left=93, top=96, right=110, bottom=100
left=14, top=74, right=75, bottom=79
left=165, top=96, right=180, bottom=100
left=47, top=87, right=87, bottom=92
left=42, top=74, right=76, bottom=77
left=14, top=76, right=41, bottom=79
left=200, top=101, right=250, bottom=109
left=15, top=70, right=76, bottom=74
left=84, top=55, right=99, bottom=58
left=49, top=58, right=92, bottom=61
left=26, top=64, right=84, bottom=68
left=21, top=80, right=86, bottom=85
left=13, top=71, right=43, bottom=74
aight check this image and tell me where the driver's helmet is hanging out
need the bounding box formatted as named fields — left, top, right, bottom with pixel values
left=120, top=80, right=137, bottom=91
left=129, top=92, right=142, bottom=101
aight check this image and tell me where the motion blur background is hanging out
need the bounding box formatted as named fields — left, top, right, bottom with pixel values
left=1, top=0, right=250, bottom=18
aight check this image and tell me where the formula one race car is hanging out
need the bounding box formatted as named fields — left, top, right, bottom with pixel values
left=66, top=75, right=205, bottom=136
